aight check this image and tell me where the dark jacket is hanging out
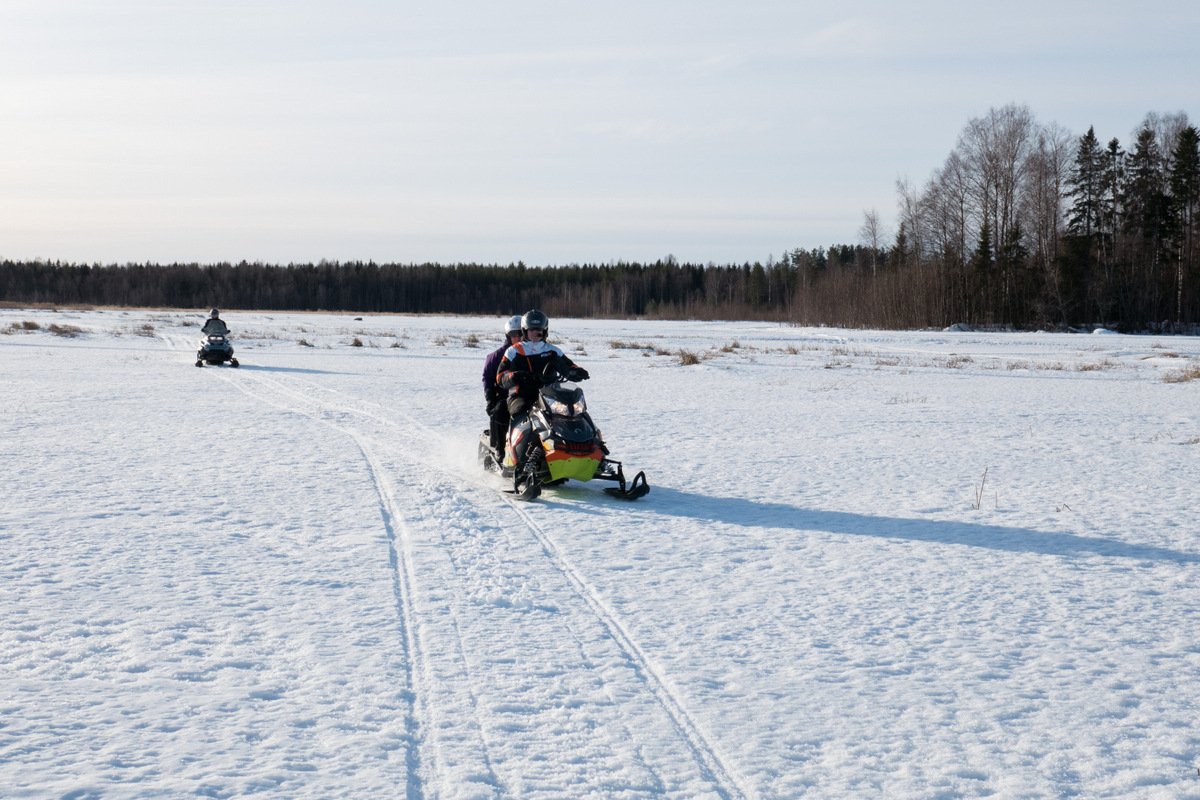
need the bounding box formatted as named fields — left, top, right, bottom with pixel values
left=497, top=341, right=578, bottom=396
left=482, top=342, right=509, bottom=404
left=202, top=318, right=229, bottom=336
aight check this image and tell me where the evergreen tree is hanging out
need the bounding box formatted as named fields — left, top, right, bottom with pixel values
left=1088, top=137, right=1125, bottom=318
left=1123, top=126, right=1172, bottom=321
left=1168, top=126, right=1200, bottom=322
left=1099, top=137, right=1124, bottom=259
left=747, top=262, right=766, bottom=307
left=1066, top=127, right=1104, bottom=238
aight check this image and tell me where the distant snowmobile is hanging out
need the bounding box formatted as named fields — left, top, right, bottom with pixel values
left=479, top=358, right=648, bottom=501
left=195, top=309, right=239, bottom=368
left=195, top=333, right=239, bottom=367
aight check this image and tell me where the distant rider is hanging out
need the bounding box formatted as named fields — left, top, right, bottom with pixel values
left=201, top=308, right=229, bottom=336
left=483, top=315, right=523, bottom=459
left=496, top=309, right=589, bottom=464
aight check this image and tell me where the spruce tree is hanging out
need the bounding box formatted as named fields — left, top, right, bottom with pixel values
left=1067, top=127, right=1104, bottom=238
left=1167, top=126, right=1200, bottom=322
left=1123, top=127, right=1172, bottom=321
left=1100, top=138, right=1124, bottom=255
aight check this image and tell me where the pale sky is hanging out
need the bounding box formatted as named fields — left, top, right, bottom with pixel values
left=2, top=0, right=1196, bottom=266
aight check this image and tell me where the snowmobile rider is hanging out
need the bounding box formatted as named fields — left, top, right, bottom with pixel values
left=201, top=308, right=229, bottom=336
left=483, top=315, right=524, bottom=458
left=496, top=309, right=589, bottom=463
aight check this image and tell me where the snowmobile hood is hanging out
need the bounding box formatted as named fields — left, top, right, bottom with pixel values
left=542, top=385, right=583, bottom=404
left=540, top=384, right=586, bottom=417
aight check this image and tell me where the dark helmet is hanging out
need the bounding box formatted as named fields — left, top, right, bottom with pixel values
left=521, top=309, right=549, bottom=338
left=209, top=308, right=220, bottom=319
left=505, top=315, right=522, bottom=337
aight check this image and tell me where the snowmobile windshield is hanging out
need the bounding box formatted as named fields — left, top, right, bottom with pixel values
left=542, top=386, right=585, bottom=417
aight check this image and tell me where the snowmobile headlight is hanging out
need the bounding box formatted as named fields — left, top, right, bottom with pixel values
left=547, top=395, right=586, bottom=416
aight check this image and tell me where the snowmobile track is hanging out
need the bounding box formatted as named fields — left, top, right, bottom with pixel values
left=221, top=369, right=748, bottom=799
left=227, top=370, right=508, bottom=798
left=214, top=371, right=435, bottom=799
left=351, top=433, right=431, bottom=800
left=503, top=498, right=752, bottom=800
left=290, top=376, right=751, bottom=798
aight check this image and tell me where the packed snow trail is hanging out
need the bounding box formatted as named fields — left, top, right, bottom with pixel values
left=505, top=500, right=751, bottom=800
left=226, top=369, right=499, bottom=798
left=224, top=366, right=749, bottom=798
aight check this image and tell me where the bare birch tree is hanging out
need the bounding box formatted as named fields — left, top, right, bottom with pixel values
left=859, top=208, right=882, bottom=276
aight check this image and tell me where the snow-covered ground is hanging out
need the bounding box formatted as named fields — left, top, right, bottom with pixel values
left=2, top=307, right=1199, bottom=799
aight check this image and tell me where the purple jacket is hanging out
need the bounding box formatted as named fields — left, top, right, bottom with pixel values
left=482, top=342, right=508, bottom=403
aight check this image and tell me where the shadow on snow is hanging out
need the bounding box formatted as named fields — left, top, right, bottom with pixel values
left=621, top=487, right=1200, bottom=565
left=234, top=363, right=351, bottom=376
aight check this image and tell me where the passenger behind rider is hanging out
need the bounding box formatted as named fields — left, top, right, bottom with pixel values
left=483, top=315, right=523, bottom=458
left=495, top=309, right=589, bottom=463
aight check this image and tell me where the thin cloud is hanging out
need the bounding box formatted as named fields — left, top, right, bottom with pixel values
left=801, top=18, right=886, bottom=57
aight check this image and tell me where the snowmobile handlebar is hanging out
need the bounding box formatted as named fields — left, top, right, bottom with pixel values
left=508, top=357, right=588, bottom=391
left=536, top=355, right=588, bottom=384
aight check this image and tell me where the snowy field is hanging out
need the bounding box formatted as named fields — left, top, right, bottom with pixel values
left=2, top=306, right=1199, bottom=799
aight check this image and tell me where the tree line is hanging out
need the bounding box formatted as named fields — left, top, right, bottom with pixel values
left=2, top=105, right=1196, bottom=331
left=885, top=105, right=1199, bottom=331
left=0, top=257, right=804, bottom=320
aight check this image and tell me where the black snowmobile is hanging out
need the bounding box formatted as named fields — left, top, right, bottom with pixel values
left=195, top=333, right=239, bottom=367
left=478, top=359, right=648, bottom=501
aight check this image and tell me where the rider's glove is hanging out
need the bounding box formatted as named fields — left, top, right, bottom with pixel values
left=568, top=367, right=589, bottom=381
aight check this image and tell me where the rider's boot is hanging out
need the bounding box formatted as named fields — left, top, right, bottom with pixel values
left=504, top=413, right=529, bottom=469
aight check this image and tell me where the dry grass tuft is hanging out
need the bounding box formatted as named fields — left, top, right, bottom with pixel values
left=1077, top=358, right=1118, bottom=372
left=885, top=393, right=928, bottom=405
left=1162, top=363, right=1200, bottom=383
left=678, top=349, right=701, bottom=366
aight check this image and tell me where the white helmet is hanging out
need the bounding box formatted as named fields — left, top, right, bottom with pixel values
left=505, top=315, right=522, bottom=337
left=209, top=308, right=220, bottom=319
